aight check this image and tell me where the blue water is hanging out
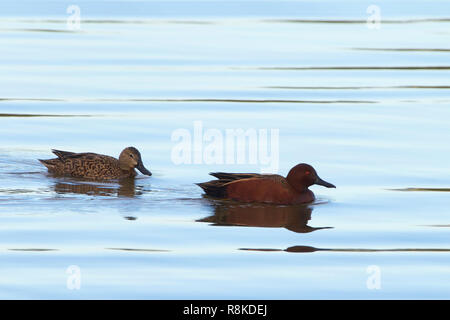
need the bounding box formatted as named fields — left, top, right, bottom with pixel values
left=0, top=0, right=449, bottom=299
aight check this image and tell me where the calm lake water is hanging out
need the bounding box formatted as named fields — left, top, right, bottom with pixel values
left=0, top=0, right=449, bottom=299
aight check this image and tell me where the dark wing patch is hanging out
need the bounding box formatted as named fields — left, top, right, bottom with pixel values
left=51, top=149, right=77, bottom=160
left=209, top=172, right=262, bottom=181
left=51, top=150, right=99, bottom=161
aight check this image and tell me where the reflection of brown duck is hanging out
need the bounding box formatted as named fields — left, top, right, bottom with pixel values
left=53, top=178, right=140, bottom=197
left=197, top=203, right=332, bottom=233
left=241, top=246, right=450, bottom=253
left=240, top=246, right=325, bottom=253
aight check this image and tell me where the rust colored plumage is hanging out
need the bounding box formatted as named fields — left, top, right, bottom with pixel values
left=197, top=163, right=335, bottom=205
left=39, top=147, right=152, bottom=180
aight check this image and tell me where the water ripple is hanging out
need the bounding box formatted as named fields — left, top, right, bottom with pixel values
left=265, top=85, right=450, bottom=90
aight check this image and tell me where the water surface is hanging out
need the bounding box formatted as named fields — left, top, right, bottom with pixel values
left=0, top=0, right=449, bottom=299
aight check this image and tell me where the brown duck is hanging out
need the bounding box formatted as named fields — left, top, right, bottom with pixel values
left=197, top=163, right=335, bottom=205
left=39, top=147, right=152, bottom=180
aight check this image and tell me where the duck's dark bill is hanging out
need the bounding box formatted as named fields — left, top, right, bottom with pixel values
left=137, top=161, right=152, bottom=176
left=315, top=177, right=336, bottom=188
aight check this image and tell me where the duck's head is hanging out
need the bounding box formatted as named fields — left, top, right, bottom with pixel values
left=286, top=163, right=335, bottom=192
left=118, top=147, right=152, bottom=176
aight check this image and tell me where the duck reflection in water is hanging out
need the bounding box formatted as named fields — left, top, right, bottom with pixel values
left=240, top=246, right=327, bottom=253
left=52, top=178, right=142, bottom=198
left=197, top=201, right=332, bottom=233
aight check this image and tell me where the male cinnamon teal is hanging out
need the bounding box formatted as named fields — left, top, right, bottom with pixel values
left=39, top=147, right=152, bottom=180
left=197, top=163, right=335, bottom=205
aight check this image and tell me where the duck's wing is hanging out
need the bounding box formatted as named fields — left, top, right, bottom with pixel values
left=199, top=173, right=265, bottom=198
left=51, top=149, right=101, bottom=160
left=39, top=150, right=92, bottom=171
left=51, top=149, right=78, bottom=160
left=209, top=172, right=267, bottom=181
left=197, top=174, right=284, bottom=199
left=39, top=149, right=78, bottom=169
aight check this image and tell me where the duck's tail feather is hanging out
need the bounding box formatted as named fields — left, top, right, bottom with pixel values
left=196, top=180, right=230, bottom=198
left=38, top=158, right=59, bottom=170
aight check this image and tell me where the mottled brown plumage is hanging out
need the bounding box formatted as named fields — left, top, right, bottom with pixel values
left=39, top=147, right=152, bottom=180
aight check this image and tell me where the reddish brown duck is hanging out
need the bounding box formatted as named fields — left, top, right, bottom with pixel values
left=197, top=163, right=335, bottom=205
left=39, top=147, right=152, bottom=180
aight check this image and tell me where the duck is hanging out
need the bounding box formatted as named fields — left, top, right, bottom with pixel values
left=39, top=147, right=152, bottom=180
left=197, top=163, right=335, bottom=204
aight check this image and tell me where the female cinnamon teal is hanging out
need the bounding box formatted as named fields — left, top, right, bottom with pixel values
left=197, top=163, right=335, bottom=205
left=39, top=147, right=152, bottom=180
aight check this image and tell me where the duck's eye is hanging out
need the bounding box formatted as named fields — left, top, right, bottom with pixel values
left=305, top=171, right=310, bottom=175
left=129, top=154, right=134, bottom=158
